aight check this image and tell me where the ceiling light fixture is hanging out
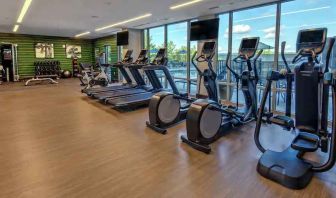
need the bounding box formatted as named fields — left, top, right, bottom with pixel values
left=13, top=25, right=20, bottom=32
left=17, top=0, right=33, bottom=23
left=170, top=0, right=203, bottom=10
left=75, top=31, right=91, bottom=38
left=95, top=13, right=152, bottom=32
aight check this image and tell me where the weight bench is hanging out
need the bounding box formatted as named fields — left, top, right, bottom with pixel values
left=25, top=74, right=59, bottom=86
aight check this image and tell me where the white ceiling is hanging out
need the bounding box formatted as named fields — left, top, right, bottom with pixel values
left=0, top=0, right=279, bottom=39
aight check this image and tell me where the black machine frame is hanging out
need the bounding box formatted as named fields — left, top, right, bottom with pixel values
left=254, top=28, right=336, bottom=189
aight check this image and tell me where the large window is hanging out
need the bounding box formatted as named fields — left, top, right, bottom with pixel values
left=189, top=41, right=198, bottom=95
left=149, top=26, right=165, bottom=60
left=143, top=29, right=148, bottom=50
left=231, top=5, right=276, bottom=104
left=167, top=22, right=188, bottom=92
left=277, top=0, right=336, bottom=118
left=141, top=1, right=336, bottom=121
left=217, top=14, right=230, bottom=100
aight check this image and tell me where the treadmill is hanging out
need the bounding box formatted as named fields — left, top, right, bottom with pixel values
left=92, top=49, right=165, bottom=101
left=82, top=49, right=134, bottom=95
left=105, top=48, right=168, bottom=108
left=86, top=50, right=149, bottom=97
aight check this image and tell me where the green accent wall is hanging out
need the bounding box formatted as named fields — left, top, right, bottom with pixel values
left=0, top=33, right=94, bottom=78
left=93, top=35, right=119, bottom=80
left=0, top=33, right=119, bottom=79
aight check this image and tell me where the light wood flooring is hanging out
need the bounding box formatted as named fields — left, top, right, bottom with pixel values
left=0, top=79, right=335, bottom=198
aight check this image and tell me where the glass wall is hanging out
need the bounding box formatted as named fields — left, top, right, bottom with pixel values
left=167, top=22, right=188, bottom=92
left=189, top=40, right=198, bottom=95
left=141, top=0, right=336, bottom=121
left=277, top=0, right=336, bottom=118
left=217, top=14, right=230, bottom=100
left=231, top=5, right=276, bottom=104
left=149, top=26, right=165, bottom=61
left=143, top=29, right=148, bottom=50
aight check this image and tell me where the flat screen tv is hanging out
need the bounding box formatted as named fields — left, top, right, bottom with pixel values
left=190, top=18, right=219, bottom=41
left=117, top=31, right=129, bottom=46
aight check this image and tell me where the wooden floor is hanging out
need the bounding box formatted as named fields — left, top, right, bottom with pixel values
left=0, top=79, right=335, bottom=198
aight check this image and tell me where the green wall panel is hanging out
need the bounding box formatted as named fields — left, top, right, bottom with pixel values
left=93, top=35, right=119, bottom=80
left=93, top=35, right=118, bottom=62
left=0, top=33, right=118, bottom=79
left=0, top=33, right=94, bottom=78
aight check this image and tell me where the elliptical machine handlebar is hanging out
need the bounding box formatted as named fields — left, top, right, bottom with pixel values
left=232, top=54, right=249, bottom=63
left=324, top=37, right=335, bottom=73
left=253, top=49, right=263, bottom=82
left=281, top=42, right=291, bottom=73
left=191, top=51, right=203, bottom=75
left=225, top=52, right=240, bottom=80
left=191, top=50, right=216, bottom=76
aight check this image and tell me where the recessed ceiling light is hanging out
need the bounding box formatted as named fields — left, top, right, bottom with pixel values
left=75, top=31, right=91, bottom=38
left=170, top=0, right=203, bottom=10
left=95, top=13, right=152, bottom=32
left=17, top=0, right=33, bottom=23
left=13, top=25, right=20, bottom=32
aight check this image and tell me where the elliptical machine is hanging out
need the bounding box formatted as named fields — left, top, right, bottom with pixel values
left=254, top=28, right=336, bottom=189
left=146, top=41, right=217, bottom=134
left=181, top=37, right=263, bottom=154
left=225, top=37, right=263, bottom=123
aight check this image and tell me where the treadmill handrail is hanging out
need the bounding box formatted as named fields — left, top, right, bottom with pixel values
left=143, top=64, right=180, bottom=95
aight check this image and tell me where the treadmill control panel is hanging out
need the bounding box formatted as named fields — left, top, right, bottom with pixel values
left=152, top=48, right=167, bottom=65
left=122, top=50, right=133, bottom=63
left=135, top=49, right=149, bottom=64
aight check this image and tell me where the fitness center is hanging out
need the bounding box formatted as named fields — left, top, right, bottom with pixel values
left=0, top=0, right=335, bottom=197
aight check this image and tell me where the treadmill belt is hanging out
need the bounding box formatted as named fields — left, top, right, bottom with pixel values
left=106, top=92, right=154, bottom=107
left=92, top=88, right=148, bottom=100
left=84, top=84, right=131, bottom=95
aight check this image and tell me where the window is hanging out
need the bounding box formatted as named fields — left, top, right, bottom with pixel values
left=104, top=45, right=112, bottom=64
left=217, top=14, right=230, bottom=100
left=278, top=0, right=336, bottom=117
left=143, top=29, right=148, bottom=50
left=104, top=45, right=112, bottom=81
left=231, top=5, right=277, bottom=105
left=149, top=26, right=165, bottom=61
left=167, top=22, right=188, bottom=92
left=189, top=40, right=198, bottom=95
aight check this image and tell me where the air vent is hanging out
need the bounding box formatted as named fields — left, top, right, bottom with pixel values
left=209, top=6, right=219, bottom=10
left=133, top=22, right=151, bottom=28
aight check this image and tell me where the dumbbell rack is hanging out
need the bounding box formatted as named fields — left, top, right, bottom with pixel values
left=25, top=61, right=61, bottom=86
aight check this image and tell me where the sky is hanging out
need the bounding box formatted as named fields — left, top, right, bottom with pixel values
left=148, top=0, right=336, bottom=55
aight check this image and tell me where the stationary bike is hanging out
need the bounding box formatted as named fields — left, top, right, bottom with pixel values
left=255, top=28, right=336, bottom=189
left=79, top=62, right=110, bottom=89
left=146, top=41, right=217, bottom=134
left=181, top=37, right=263, bottom=154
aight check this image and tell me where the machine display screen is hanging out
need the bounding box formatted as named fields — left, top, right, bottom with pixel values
left=124, top=50, right=133, bottom=58
left=299, top=29, right=325, bottom=43
left=202, top=42, right=216, bottom=54
left=138, top=50, right=147, bottom=59
left=241, top=38, right=258, bottom=50
left=156, top=49, right=166, bottom=57
left=117, top=31, right=129, bottom=46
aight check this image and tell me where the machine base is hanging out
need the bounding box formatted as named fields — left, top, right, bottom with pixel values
left=181, top=135, right=211, bottom=154
left=257, top=148, right=313, bottom=189
left=146, top=121, right=167, bottom=134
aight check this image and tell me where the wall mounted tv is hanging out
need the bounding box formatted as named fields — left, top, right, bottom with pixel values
left=117, top=31, right=129, bottom=46
left=190, top=18, right=219, bottom=41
